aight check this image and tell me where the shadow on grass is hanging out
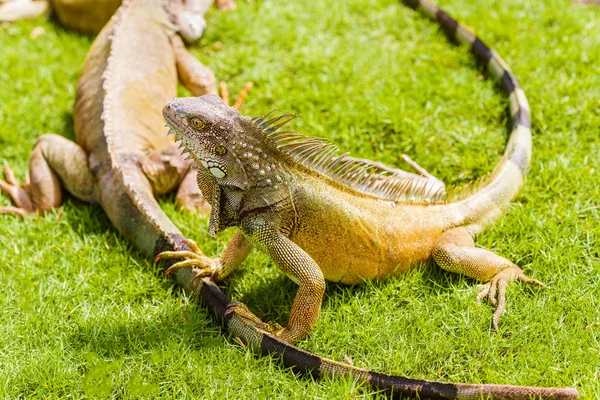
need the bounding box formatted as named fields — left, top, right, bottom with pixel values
left=60, top=110, right=76, bottom=141
left=67, top=302, right=221, bottom=359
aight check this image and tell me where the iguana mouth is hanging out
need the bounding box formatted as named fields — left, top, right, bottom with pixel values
left=163, top=101, right=192, bottom=142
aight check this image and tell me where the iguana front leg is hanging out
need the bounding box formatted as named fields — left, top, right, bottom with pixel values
left=432, top=227, right=547, bottom=329
left=172, top=34, right=218, bottom=96
left=0, top=134, right=94, bottom=216
left=241, top=218, right=326, bottom=344
left=156, top=230, right=253, bottom=281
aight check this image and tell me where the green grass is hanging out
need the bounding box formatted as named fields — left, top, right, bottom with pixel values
left=0, top=0, right=598, bottom=398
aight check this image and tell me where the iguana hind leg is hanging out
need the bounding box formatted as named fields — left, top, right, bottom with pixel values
left=220, top=81, right=254, bottom=110
left=0, top=134, right=94, bottom=215
left=432, top=227, right=546, bottom=329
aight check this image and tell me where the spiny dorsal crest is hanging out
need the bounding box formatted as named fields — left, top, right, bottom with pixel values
left=249, top=112, right=445, bottom=203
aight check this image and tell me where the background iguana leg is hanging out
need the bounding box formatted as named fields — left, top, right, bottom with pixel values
left=432, top=227, right=546, bottom=329
left=0, top=134, right=94, bottom=215
left=172, top=35, right=218, bottom=96
left=214, top=0, right=235, bottom=11
left=172, top=35, right=253, bottom=108
left=0, top=0, right=49, bottom=22
left=219, top=81, right=254, bottom=110
left=175, top=168, right=210, bottom=213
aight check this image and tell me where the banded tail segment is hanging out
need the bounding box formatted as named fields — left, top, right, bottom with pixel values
left=193, top=278, right=577, bottom=399
left=404, top=0, right=532, bottom=233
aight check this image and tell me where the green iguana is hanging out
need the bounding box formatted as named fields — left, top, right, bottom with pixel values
left=153, top=0, right=579, bottom=398
left=0, top=0, right=234, bottom=36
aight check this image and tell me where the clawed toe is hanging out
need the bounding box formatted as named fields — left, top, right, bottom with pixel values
left=477, top=266, right=547, bottom=330
left=3, top=163, right=19, bottom=186
left=219, top=81, right=254, bottom=110
left=154, top=239, right=220, bottom=281
left=0, top=163, right=34, bottom=214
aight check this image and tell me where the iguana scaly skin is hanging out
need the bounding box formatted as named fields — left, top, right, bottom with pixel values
left=0, top=0, right=233, bottom=36
left=156, top=0, right=579, bottom=398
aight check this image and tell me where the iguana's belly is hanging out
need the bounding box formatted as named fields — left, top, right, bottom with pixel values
left=290, top=184, right=444, bottom=285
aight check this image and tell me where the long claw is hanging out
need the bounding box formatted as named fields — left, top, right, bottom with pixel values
left=479, top=266, right=546, bottom=329
left=219, top=81, right=230, bottom=106
left=488, top=278, right=498, bottom=306
left=155, top=242, right=219, bottom=282
left=185, top=239, right=201, bottom=253
left=156, top=250, right=204, bottom=262
left=522, top=276, right=548, bottom=289
left=190, top=268, right=214, bottom=283
left=476, top=283, right=490, bottom=302
left=3, top=163, right=18, bottom=186
left=165, top=259, right=212, bottom=275
left=0, top=163, right=35, bottom=213
left=493, top=280, right=508, bottom=330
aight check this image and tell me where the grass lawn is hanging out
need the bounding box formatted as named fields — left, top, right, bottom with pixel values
left=0, top=0, right=598, bottom=398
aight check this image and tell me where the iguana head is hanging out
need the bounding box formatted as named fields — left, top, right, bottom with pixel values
left=167, top=0, right=210, bottom=43
left=164, top=94, right=295, bottom=235
left=164, top=94, right=254, bottom=191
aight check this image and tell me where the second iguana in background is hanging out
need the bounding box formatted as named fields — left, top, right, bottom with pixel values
left=0, top=0, right=236, bottom=35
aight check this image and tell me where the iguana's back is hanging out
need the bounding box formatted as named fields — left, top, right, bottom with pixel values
left=74, top=0, right=177, bottom=161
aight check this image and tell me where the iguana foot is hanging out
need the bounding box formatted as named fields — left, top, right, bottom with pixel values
left=224, top=303, right=289, bottom=339
left=176, top=192, right=211, bottom=214
left=476, top=266, right=547, bottom=329
left=214, top=0, right=236, bottom=11
left=0, top=163, right=34, bottom=216
left=155, top=239, right=221, bottom=282
left=219, top=81, right=254, bottom=110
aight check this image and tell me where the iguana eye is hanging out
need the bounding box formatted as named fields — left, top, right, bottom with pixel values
left=190, top=118, right=206, bottom=129
left=215, top=144, right=227, bottom=155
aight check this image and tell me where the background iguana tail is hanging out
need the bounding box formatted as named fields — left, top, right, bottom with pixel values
left=403, top=0, right=533, bottom=235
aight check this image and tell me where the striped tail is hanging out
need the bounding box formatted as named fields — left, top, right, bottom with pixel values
left=195, top=278, right=578, bottom=399
left=403, top=0, right=533, bottom=234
